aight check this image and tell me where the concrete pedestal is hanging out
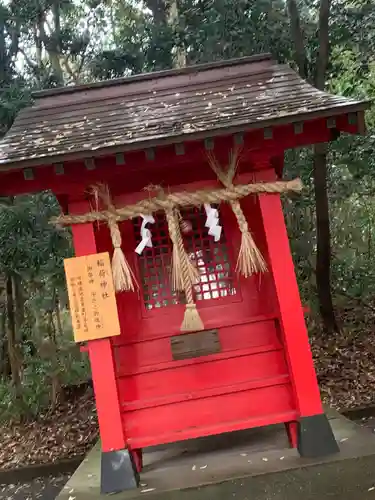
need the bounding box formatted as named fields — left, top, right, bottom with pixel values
left=57, top=410, right=375, bottom=500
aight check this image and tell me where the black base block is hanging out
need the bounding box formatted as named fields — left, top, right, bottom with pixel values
left=298, top=414, right=340, bottom=458
left=101, top=449, right=139, bottom=494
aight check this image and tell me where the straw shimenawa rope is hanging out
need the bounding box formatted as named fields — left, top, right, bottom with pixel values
left=165, top=206, right=199, bottom=291
left=164, top=205, right=202, bottom=330
left=174, top=212, right=202, bottom=331
left=53, top=178, right=303, bottom=227
left=207, top=148, right=267, bottom=276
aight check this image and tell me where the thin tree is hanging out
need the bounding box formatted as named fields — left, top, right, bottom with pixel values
left=287, top=0, right=339, bottom=333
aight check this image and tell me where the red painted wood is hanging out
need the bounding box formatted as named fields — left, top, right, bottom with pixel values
left=254, top=167, right=324, bottom=418
left=121, top=373, right=290, bottom=412
left=114, top=319, right=280, bottom=374
left=116, top=304, right=277, bottom=343
left=116, top=343, right=280, bottom=380
left=123, top=383, right=296, bottom=448
left=69, top=200, right=126, bottom=453
left=118, top=349, right=288, bottom=408
left=86, top=341, right=126, bottom=452
left=285, top=421, right=298, bottom=449
left=131, top=450, right=143, bottom=473
left=128, top=410, right=299, bottom=449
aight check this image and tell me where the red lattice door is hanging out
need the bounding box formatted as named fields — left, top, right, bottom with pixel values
left=135, top=206, right=238, bottom=312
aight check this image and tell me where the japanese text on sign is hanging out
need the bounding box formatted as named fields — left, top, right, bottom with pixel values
left=64, top=252, right=121, bottom=342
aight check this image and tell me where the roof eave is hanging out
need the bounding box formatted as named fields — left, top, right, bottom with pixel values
left=0, top=100, right=370, bottom=172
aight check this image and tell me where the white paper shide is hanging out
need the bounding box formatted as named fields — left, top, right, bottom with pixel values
left=135, top=215, right=155, bottom=254
left=204, top=204, right=222, bottom=242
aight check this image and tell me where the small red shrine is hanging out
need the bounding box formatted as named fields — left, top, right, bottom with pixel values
left=0, top=54, right=369, bottom=494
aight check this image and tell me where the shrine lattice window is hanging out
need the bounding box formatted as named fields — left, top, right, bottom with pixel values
left=133, top=207, right=237, bottom=311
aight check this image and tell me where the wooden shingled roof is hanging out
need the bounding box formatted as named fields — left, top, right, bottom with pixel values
left=0, top=53, right=370, bottom=170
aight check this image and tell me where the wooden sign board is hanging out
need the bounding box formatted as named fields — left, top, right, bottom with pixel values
left=64, top=252, right=121, bottom=343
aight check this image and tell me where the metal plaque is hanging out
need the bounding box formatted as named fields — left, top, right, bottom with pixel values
left=171, top=329, right=221, bottom=361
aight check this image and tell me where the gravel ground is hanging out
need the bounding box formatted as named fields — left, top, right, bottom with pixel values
left=357, top=415, right=375, bottom=432
left=0, top=474, right=70, bottom=500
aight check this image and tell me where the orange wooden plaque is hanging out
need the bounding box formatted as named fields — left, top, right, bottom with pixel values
left=64, top=252, right=121, bottom=342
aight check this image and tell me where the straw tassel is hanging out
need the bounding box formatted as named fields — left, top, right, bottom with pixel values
left=164, top=205, right=203, bottom=331
left=231, top=200, right=267, bottom=276
left=93, top=184, right=136, bottom=292
left=108, top=217, right=136, bottom=292
left=181, top=303, right=204, bottom=332
left=178, top=224, right=203, bottom=332
left=165, top=207, right=198, bottom=291
left=181, top=286, right=204, bottom=332
left=237, top=230, right=267, bottom=276
left=207, top=149, right=267, bottom=276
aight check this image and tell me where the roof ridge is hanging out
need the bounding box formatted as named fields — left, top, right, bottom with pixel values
left=32, top=54, right=273, bottom=99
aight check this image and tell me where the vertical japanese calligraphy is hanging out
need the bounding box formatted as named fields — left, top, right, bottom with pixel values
left=64, top=252, right=121, bottom=342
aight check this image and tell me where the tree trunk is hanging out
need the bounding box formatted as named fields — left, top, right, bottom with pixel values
left=40, top=333, right=62, bottom=410
left=367, top=215, right=372, bottom=261
left=313, top=0, right=338, bottom=333
left=167, top=0, right=186, bottom=68
left=46, top=309, right=56, bottom=344
left=0, top=15, right=7, bottom=83
left=47, top=304, right=61, bottom=410
left=286, top=0, right=308, bottom=79
left=145, top=0, right=168, bottom=25
left=6, top=276, right=22, bottom=393
left=13, top=275, right=24, bottom=341
left=55, top=291, right=63, bottom=337
left=37, top=6, right=64, bottom=85
left=50, top=0, right=63, bottom=84
left=287, top=0, right=337, bottom=333
left=49, top=342, right=62, bottom=410
left=315, top=0, right=331, bottom=91
left=49, top=51, right=64, bottom=84
left=0, top=307, right=7, bottom=376
left=313, top=145, right=339, bottom=333
left=34, top=26, right=43, bottom=70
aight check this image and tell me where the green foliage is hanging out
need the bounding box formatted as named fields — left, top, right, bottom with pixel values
left=181, top=0, right=291, bottom=64
left=0, top=193, right=72, bottom=278
left=0, top=342, right=90, bottom=422
left=90, top=49, right=142, bottom=79
left=0, top=82, right=31, bottom=138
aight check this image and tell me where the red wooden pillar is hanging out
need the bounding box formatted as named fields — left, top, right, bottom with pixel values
left=253, top=165, right=339, bottom=457
left=68, top=199, right=139, bottom=493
